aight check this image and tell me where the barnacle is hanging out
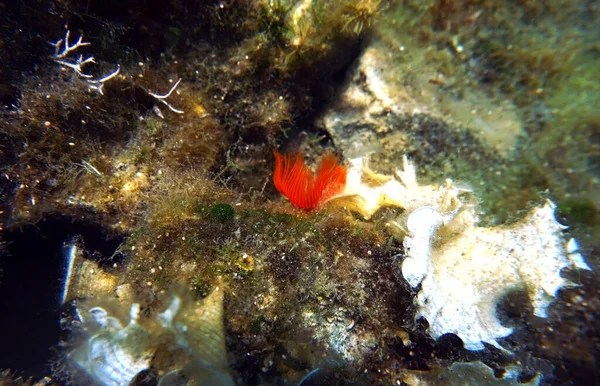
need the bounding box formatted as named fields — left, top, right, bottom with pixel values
left=273, top=150, right=347, bottom=210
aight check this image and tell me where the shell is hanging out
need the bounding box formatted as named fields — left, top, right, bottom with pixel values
left=61, top=250, right=233, bottom=386
left=69, top=304, right=153, bottom=386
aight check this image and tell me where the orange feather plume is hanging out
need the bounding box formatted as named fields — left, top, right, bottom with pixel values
left=273, top=150, right=347, bottom=210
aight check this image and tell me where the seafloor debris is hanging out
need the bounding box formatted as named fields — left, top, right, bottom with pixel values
left=399, top=361, right=541, bottom=386
left=57, top=249, right=233, bottom=386
left=69, top=302, right=154, bottom=385
left=63, top=287, right=233, bottom=386
left=0, top=369, right=53, bottom=386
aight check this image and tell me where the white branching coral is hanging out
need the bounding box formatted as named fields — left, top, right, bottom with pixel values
left=49, top=30, right=184, bottom=114
left=51, top=30, right=120, bottom=95
left=148, top=77, right=185, bottom=115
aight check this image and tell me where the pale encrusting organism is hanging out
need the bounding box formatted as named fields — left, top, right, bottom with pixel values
left=401, top=200, right=591, bottom=351
left=301, top=154, right=592, bottom=351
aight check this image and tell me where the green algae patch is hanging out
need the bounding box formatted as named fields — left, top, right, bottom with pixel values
left=557, top=199, right=599, bottom=226
left=209, top=203, right=236, bottom=223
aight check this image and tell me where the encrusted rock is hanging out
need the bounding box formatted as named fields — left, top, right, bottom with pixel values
left=402, top=199, right=590, bottom=350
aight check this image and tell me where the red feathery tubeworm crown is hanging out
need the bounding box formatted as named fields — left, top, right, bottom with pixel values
left=273, top=150, right=347, bottom=210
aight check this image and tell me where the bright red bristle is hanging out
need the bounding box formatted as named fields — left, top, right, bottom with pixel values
left=273, top=150, right=347, bottom=210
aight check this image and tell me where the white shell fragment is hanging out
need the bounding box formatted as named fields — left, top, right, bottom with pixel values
left=70, top=303, right=153, bottom=386
left=68, top=287, right=234, bottom=386
left=62, top=253, right=234, bottom=386
left=402, top=199, right=591, bottom=350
